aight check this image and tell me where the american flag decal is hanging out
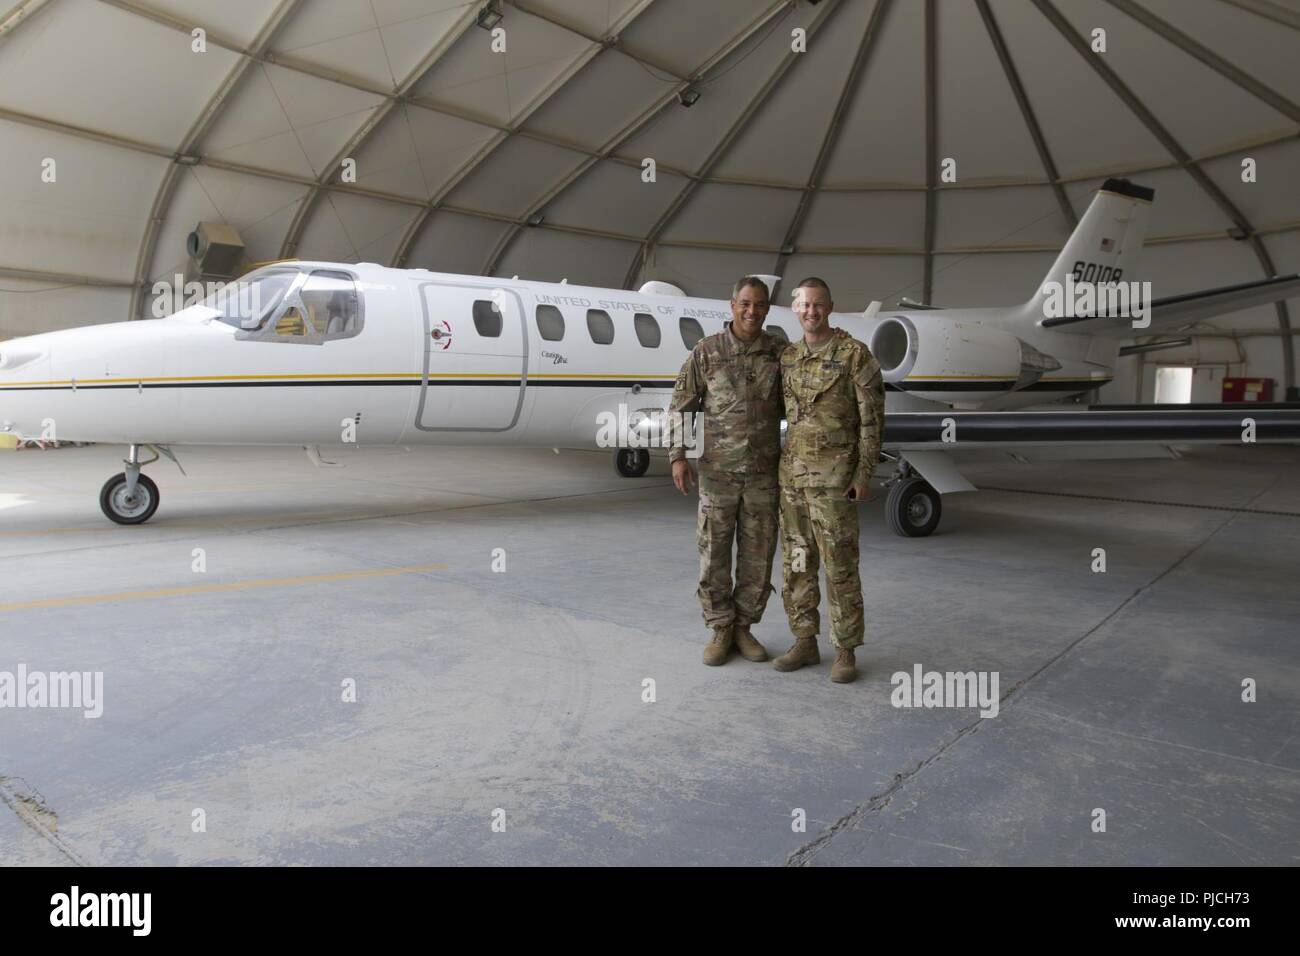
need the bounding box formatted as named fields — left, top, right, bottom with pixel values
left=1100, top=237, right=1115, bottom=252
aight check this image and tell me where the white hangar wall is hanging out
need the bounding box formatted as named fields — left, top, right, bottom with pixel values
left=0, top=0, right=1296, bottom=397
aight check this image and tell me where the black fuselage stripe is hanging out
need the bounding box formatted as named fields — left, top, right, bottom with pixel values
left=1, top=377, right=1106, bottom=394
left=888, top=380, right=1104, bottom=392
left=0, top=379, right=670, bottom=392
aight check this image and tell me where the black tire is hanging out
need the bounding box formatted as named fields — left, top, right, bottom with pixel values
left=886, top=476, right=941, bottom=537
left=99, top=473, right=160, bottom=525
left=615, top=448, right=650, bottom=478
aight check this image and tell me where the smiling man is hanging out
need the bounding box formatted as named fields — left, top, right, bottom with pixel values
left=774, top=277, right=885, bottom=683
left=669, top=276, right=786, bottom=666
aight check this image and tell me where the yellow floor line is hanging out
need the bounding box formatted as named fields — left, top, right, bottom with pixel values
left=0, top=509, right=421, bottom=537
left=0, top=564, right=448, bottom=613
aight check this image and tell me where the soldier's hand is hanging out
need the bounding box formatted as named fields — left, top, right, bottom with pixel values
left=672, top=459, right=697, bottom=495
left=845, top=480, right=870, bottom=501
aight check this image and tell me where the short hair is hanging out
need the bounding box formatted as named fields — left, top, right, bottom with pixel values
left=731, top=275, right=770, bottom=300
left=793, top=276, right=831, bottom=297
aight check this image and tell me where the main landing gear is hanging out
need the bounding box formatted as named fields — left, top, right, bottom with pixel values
left=884, top=460, right=942, bottom=538
left=614, top=448, right=650, bottom=477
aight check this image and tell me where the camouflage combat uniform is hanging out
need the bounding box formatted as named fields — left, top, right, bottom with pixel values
left=669, top=322, right=785, bottom=631
left=778, top=334, right=885, bottom=649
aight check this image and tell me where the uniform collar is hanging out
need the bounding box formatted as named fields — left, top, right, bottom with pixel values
left=797, top=332, right=838, bottom=358
left=725, top=320, right=767, bottom=353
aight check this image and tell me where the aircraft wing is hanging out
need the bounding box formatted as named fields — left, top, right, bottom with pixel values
left=883, top=407, right=1300, bottom=450
left=881, top=407, right=1300, bottom=494
left=1040, top=272, right=1300, bottom=335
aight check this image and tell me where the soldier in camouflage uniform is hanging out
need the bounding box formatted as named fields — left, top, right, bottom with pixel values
left=774, top=278, right=886, bottom=683
left=669, top=277, right=786, bottom=666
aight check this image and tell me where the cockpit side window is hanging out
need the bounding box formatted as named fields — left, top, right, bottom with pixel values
left=299, top=271, right=362, bottom=341
left=235, top=269, right=363, bottom=345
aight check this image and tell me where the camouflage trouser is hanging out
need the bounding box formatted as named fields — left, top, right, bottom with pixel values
left=696, top=472, right=779, bottom=629
left=779, top=485, right=864, bottom=649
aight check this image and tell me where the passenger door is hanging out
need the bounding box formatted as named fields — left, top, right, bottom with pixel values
left=416, top=282, right=527, bottom=431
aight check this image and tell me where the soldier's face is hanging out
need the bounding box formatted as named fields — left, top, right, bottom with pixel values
left=731, top=286, right=770, bottom=338
left=793, top=287, right=833, bottom=335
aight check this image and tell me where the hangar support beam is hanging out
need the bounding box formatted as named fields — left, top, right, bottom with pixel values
left=626, top=0, right=845, bottom=291
left=481, top=0, right=793, bottom=281
left=772, top=0, right=892, bottom=281
left=276, top=3, right=481, bottom=261
left=976, top=0, right=1077, bottom=230
left=128, top=0, right=305, bottom=321
left=388, top=0, right=659, bottom=270
left=1033, top=0, right=1296, bottom=397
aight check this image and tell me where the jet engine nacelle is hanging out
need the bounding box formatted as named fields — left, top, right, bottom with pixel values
left=869, top=314, right=1060, bottom=403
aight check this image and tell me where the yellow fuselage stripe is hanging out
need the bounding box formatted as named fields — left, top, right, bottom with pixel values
left=0, top=371, right=1111, bottom=387
left=0, top=372, right=678, bottom=387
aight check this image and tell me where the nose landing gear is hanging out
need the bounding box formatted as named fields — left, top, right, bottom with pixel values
left=99, top=443, right=162, bottom=525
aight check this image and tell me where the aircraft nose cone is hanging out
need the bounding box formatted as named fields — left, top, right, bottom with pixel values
left=0, top=343, right=52, bottom=437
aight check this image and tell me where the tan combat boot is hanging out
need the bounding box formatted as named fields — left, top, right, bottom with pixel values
left=703, top=626, right=734, bottom=666
left=831, top=647, right=858, bottom=683
left=773, top=636, right=820, bottom=672
left=733, top=625, right=769, bottom=662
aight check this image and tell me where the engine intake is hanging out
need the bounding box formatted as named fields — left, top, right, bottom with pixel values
left=869, top=314, right=1061, bottom=395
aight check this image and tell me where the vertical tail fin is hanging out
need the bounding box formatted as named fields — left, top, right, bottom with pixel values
left=1025, top=178, right=1153, bottom=315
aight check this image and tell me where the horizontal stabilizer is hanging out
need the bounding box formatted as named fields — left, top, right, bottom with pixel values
left=1042, top=272, right=1300, bottom=334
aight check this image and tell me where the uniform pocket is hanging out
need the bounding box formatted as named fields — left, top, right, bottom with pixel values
left=753, top=355, right=780, bottom=399
left=820, top=425, right=852, bottom=447
left=705, top=359, right=742, bottom=413
left=807, top=359, right=847, bottom=397
left=696, top=498, right=711, bottom=550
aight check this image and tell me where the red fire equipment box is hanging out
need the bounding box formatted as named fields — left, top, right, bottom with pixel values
left=1221, top=377, right=1274, bottom=402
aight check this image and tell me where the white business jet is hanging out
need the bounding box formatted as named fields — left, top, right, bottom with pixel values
left=1, top=179, right=1298, bottom=534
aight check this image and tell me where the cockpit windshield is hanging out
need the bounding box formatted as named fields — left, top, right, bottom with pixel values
left=205, top=270, right=298, bottom=330
left=206, top=267, right=365, bottom=344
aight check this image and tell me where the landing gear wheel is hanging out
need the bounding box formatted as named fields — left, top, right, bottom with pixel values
left=615, top=448, right=650, bottom=478
left=99, top=473, right=160, bottom=525
left=886, top=476, right=941, bottom=537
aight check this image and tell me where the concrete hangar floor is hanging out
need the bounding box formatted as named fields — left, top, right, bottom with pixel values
left=1, top=442, right=1296, bottom=866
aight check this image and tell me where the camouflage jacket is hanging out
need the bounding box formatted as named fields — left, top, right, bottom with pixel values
left=779, top=333, right=885, bottom=489
left=668, top=322, right=785, bottom=477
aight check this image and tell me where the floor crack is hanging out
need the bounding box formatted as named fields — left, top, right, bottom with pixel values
left=785, top=504, right=1244, bottom=866
left=0, top=775, right=87, bottom=866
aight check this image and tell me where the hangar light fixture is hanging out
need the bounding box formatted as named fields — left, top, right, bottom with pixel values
left=526, top=213, right=545, bottom=227
left=476, top=2, right=503, bottom=30
left=678, top=87, right=701, bottom=108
